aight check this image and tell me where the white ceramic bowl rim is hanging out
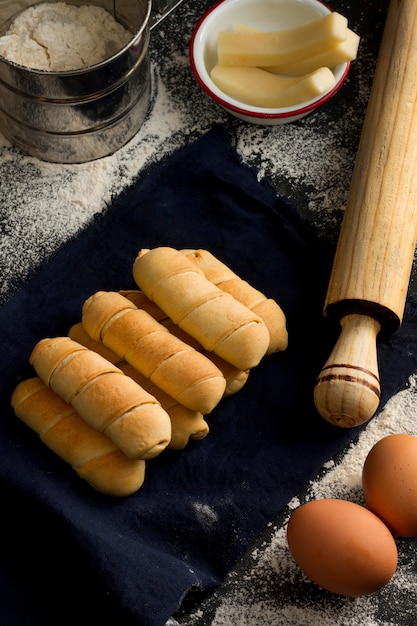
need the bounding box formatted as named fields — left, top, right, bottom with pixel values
left=189, top=0, right=351, bottom=119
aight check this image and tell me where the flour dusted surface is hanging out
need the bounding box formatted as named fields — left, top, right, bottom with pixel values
left=0, top=2, right=131, bottom=70
left=176, top=379, right=417, bottom=626
left=2, top=1, right=412, bottom=625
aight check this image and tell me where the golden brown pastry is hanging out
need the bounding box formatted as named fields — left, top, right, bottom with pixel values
left=81, top=291, right=226, bottom=414
left=183, top=248, right=288, bottom=353
left=11, top=377, right=146, bottom=497
left=132, top=247, right=270, bottom=370
left=68, top=322, right=210, bottom=449
left=119, top=290, right=250, bottom=397
left=30, top=336, right=172, bottom=460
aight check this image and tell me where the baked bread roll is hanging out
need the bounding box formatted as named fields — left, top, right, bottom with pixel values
left=11, top=377, right=146, bottom=497
left=132, top=247, right=270, bottom=370
left=81, top=291, right=226, bottom=414
left=183, top=248, right=288, bottom=354
left=30, top=337, right=172, bottom=460
left=120, top=361, right=210, bottom=449
left=68, top=321, right=121, bottom=363
left=68, top=322, right=210, bottom=450
left=119, top=290, right=250, bottom=397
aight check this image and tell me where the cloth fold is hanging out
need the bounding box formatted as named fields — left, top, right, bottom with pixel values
left=1, top=125, right=416, bottom=626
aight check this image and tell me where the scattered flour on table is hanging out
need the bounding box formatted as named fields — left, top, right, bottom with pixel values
left=0, top=63, right=189, bottom=303
left=233, top=26, right=382, bottom=242
left=193, top=503, right=219, bottom=530
left=179, top=377, right=417, bottom=626
left=0, top=2, right=131, bottom=70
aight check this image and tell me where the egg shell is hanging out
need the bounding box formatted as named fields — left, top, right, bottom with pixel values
left=286, top=498, right=398, bottom=596
left=362, top=433, right=417, bottom=537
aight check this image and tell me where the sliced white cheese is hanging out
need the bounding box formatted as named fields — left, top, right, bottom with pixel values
left=210, top=64, right=336, bottom=108
left=234, top=24, right=259, bottom=33
left=262, top=28, right=360, bottom=75
left=217, top=12, right=348, bottom=67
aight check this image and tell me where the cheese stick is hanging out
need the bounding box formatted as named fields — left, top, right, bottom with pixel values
left=29, top=336, right=172, bottom=460
left=81, top=291, right=227, bottom=414
left=210, top=64, right=336, bottom=108
left=262, top=28, right=360, bottom=75
left=69, top=322, right=210, bottom=449
left=119, top=289, right=250, bottom=396
left=132, top=247, right=270, bottom=370
left=182, top=249, right=288, bottom=354
left=120, top=361, right=210, bottom=449
left=11, top=377, right=146, bottom=497
left=217, top=12, right=348, bottom=67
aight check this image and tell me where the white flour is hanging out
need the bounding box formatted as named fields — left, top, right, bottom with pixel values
left=0, top=2, right=131, bottom=70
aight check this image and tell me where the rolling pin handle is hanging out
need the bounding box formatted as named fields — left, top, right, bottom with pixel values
left=314, top=313, right=381, bottom=428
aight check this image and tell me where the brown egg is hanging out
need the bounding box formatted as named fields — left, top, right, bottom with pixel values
left=362, top=433, right=417, bottom=537
left=286, top=499, right=397, bottom=596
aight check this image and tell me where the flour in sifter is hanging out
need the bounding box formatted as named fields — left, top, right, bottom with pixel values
left=0, top=2, right=131, bottom=70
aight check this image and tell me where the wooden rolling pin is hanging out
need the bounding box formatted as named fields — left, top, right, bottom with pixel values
left=314, top=0, right=417, bottom=428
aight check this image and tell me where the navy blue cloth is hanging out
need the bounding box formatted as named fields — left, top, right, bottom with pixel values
left=1, top=125, right=416, bottom=626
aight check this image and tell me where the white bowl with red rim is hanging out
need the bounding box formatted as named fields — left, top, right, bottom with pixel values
left=189, top=0, right=352, bottom=125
